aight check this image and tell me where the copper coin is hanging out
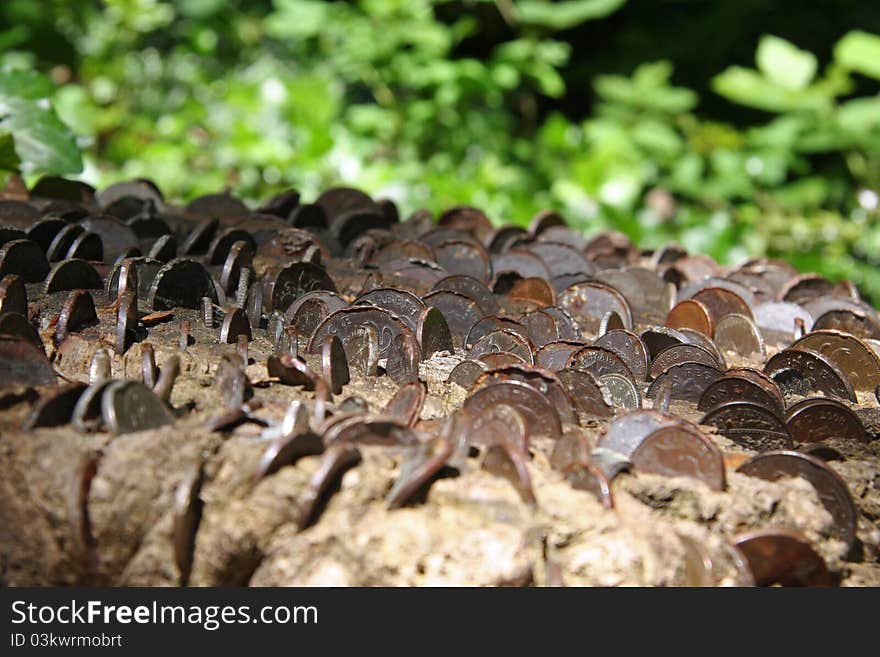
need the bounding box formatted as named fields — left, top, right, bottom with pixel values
left=254, top=429, right=323, bottom=484
left=432, top=239, right=492, bottom=282
left=423, top=290, right=484, bottom=350
left=640, top=325, right=688, bottom=361
left=469, top=328, right=535, bottom=365
left=469, top=402, right=530, bottom=449
left=355, top=286, right=426, bottom=332
left=464, top=380, right=562, bottom=439
left=537, top=225, right=588, bottom=250
left=322, top=334, right=350, bottom=395
left=267, top=354, right=319, bottom=389
left=556, top=368, right=615, bottom=421
left=386, top=330, right=421, bottom=384
left=780, top=274, right=837, bottom=304
left=697, top=372, right=785, bottom=415
left=386, top=434, right=454, bottom=509
left=528, top=209, right=566, bottom=235
left=764, top=347, right=856, bottom=402
left=436, top=205, right=493, bottom=238
left=679, top=276, right=756, bottom=308
left=566, top=346, right=636, bottom=382
left=713, top=313, right=765, bottom=362
left=470, top=364, right=577, bottom=426
left=416, top=306, right=453, bottom=359
left=785, top=397, right=867, bottom=444
left=631, top=424, right=726, bottom=491
left=813, top=308, right=880, bottom=340
left=646, top=362, right=723, bottom=404
left=266, top=261, right=336, bottom=314
left=650, top=343, right=723, bottom=379
left=491, top=250, right=550, bottom=281
left=549, top=430, right=591, bottom=471
left=446, top=359, right=487, bottom=389
left=732, top=528, right=831, bottom=587
left=298, top=444, right=362, bottom=528
left=219, top=307, right=252, bottom=344
left=525, top=241, right=590, bottom=278
left=382, top=380, right=426, bottom=427
left=791, top=329, right=880, bottom=392
left=116, top=291, right=138, bottom=355
left=699, top=401, right=793, bottom=451
left=594, top=329, right=649, bottom=382
left=431, top=274, right=499, bottom=315
left=535, top=340, right=585, bottom=371
left=344, top=324, right=380, bottom=377
left=482, top=440, right=536, bottom=507
left=324, top=414, right=418, bottom=447
left=309, top=306, right=409, bottom=359
left=666, top=299, right=713, bottom=337
left=692, top=286, right=753, bottom=323
left=737, top=450, right=857, bottom=547
left=479, top=351, right=528, bottom=368
left=55, top=290, right=98, bottom=340
left=464, top=315, right=530, bottom=350
left=542, top=306, right=581, bottom=340
left=508, top=277, right=555, bottom=307
left=0, top=238, right=50, bottom=283
left=564, top=462, right=614, bottom=509
left=518, top=309, right=560, bottom=348
left=559, top=281, right=633, bottom=333
left=0, top=273, right=27, bottom=316
left=148, top=258, right=217, bottom=310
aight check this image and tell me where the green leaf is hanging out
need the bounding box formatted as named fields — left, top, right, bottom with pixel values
left=515, top=0, right=626, bottom=31
left=0, top=97, right=82, bottom=175
left=835, top=31, right=880, bottom=80
left=0, top=68, right=54, bottom=100
left=756, top=35, right=817, bottom=90
left=0, top=132, right=21, bottom=171
left=712, top=66, right=828, bottom=113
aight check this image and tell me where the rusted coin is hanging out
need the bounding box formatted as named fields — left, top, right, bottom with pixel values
left=101, top=380, right=174, bottom=435
left=713, top=313, right=765, bottom=363
left=71, top=379, right=113, bottom=432
left=469, top=328, right=535, bottom=365
left=691, top=286, right=753, bottom=324
left=385, top=330, right=421, bottom=384
left=646, top=362, right=723, bottom=404
left=764, top=347, right=857, bottom=402
left=535, top=340, right=585, bottom=372
left=432, top=239, right=492, bottom=282
left=640, top=326, right=688, bottom=361
left=559, top=281, right=633, bottom=333
left=186, top=191, right=249, bottom=217
left=22, top=382, right=87, bottom=429
left=446, top=359, right=487, bottom=389
left=218, top=307, right=252, bottom=344
left=0, top=274, right=27, bottom=316
left=791, top=329, right=880, bottom=392
left=206, top=227, right=256, bottom=266
left=322, top=334, right=350, bottom=395
left=115, top=291, right=138, bottom=355
left=479, top=351, right=527, bottom=368
left=80, top=213, right=140, bottom=262
left=416, top=306, right=453, bottom=359
left=147, top=233, right=177, bottom=262
left=464, top=316, right=530, bottom=350
left=386, top=433, right=454, bottom=509
left=309, top=306, right=409, bottom=359
left=42, top=258, right=102, bottom=293
left=171, top=462, right=203, bottom=585
left=699, top=401, right=793, bottom=451
left=148, top=258, right=218, bottom=310
left=0, top=238, right=50, bottom=282
left=382, top=380, right=426, bottom=427
left=298, top=444, right=362, bottom=528
left=65, top=230, right=103, bottom=261
left=517, top=309, right=559, bottom=348
left=26, top=217, right=66, bottom=252
left=464, top=380, right=562, bottom=439
left=266, top=261, right=336, bottom=314
left=813, top=307, right=880, bottom=340
left=594, top=329, right=649, bottom=381
left=218, top=240, right=252, bottom=295
left=431, top=274, right=499, bottom=315
left=597, top=409, right=682, bottom=457
left=542, top=306, right=580, bottom=340
left=698, top=371, right=785, bottom=415
left=631, top=424, right=726, bottom=491
left=556, top=368, right=615, bottom=421
left=344, top=324, right=380, bottom=377
left=525, top=241, right=590, bottom=278
left=55, top=290, right=98, bottom=341
left=566, top=346, right=636, bottom=382
left=597, top=373, right=641, bottom=410
left=780, top=274, right=839, bottom=304
left=0, top=312, right=41, bottom=350
left=732, top=528, right=831, bottom=587
left=46, top=223, right=84, bottom=261
left=785, top=397, right=867, bottom=444
left=470, top=364, right=577, bottom=426
left=650, top=343, right=724, bottom=379
left=666, top=298, right=713, bottom=337
left=355, top=287, right=425, bottom=333
left=469, top=402, right=530, bottom=450
left=423, top=290, right=483, bottom=350
left=508, top=277, right=555, bottom=307
left=267, top=354, right=319, bottom=389
left=737, top=450, right=857, bottom=547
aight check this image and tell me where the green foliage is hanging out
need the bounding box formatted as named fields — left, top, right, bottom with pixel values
left=1, top=2, right=879, bottom=299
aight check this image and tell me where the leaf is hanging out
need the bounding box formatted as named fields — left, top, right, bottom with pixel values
left=0, top=68, right=54, bottom=100
left=0, top=132, right=20, bottom=171
left=0, top=97, right=82, bottom=175
left=835, top=31, right=880, bottom=80
left=756, top=35, right=817, bottom=90
left=712, top=66, right=828, bottom=113
left=515, top=0, right=626, bottom=30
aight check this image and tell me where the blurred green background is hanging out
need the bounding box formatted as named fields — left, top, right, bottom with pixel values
left=2, top=1, right=880, bottom=297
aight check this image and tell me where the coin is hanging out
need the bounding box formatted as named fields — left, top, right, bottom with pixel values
left=23, top=383, right=87, bottom=430
left=148, top=258, right=218, bottom=310
left=697, top=371, right=785, bottom=415
left=666, top=299, right=713, bottom=337
left=101, top=380, right=174, bottom=435
left=423, top=290, right=484, bottom=350
left=464, top=316, right=530, bottom=350
left=764, top=347, right=856, bottom=402
left=298, top=444, right=362, bottom=528
left=309, top=306, right=409, bottom=359
left=650, top=343, right=723, bottom=379
left=446, top=359, right=487, bottom=389
left=431, top=274, right=499, bottom=315
left=0, top=312, right=42, bottom=350
left=0, top=274, right=27, bottom=316
left=566, top=346, right=636, bottom=382
left=647, top=362, right=723, bottom=404
left=535, top=340, right=586, bottom=371
left=386, top=330, right=421, bottom=385
left=508, top=276, right=555, bottom=307
left=594, top=329, right=649, bottom=381
left=470, top=364, right=577, bottom=426
left=597, top=409, right=681, bottom=457
left=557, top=368, right=615, bottom=421
left=559, top=281, right=633, bottom=333
left=699, top=401, right=793, bottom=451
left=219, top=307, right=252, bottom=344
left=266, top=261, right=336, bottom=314
left=597, top=373, right=641, bottom=410
left=382, top=381, right=426, bottom=427
left=713, top=313, right=765, bottom=364
left=791, top=329, right=880, bottom=392
left=344, top=324, right=380, bottom=377
left=0, top=239, right=50, bottom=283
left=525, top=241, right=590, bottom=278
left=322, top=334, right=350, bottom=395
left=631, top=424, right=726, bottom=491
left=433, top=239, right=492, bottom=282
left=737, top=450, right=857, bottom=547
left=469, top=328, right=536, bottom=365
left=785, top=397, right=867, bottom=444
left=692, top=286, right=753, bottom=324
left=641, top=326, right=688, bottom=360
left=416, top=306, right=453, bottom=359
left=464, top=380, right=562, bottom=439
left=732, top=528, right=831, bottom=587
left=386, top=433, right=455, bottom=509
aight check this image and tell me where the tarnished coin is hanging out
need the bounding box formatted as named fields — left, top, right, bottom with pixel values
left=597, top=373, right=641, bottom=410
left=698, top=371, right=785, bottom=415
left=535, top=340, right=586, bottom=372
left=525, top=241, right=590, bottom=278
left=43, top=258, right=103, bottom=294
left=491, top=250, right=550, bottom=282
left=646, top=362, right=723, bottom=404
left=714, top=313, right=764, bottom=362
left=791, top=329, right=880, bottom=392
left=470, top=364, right=577, bottom=426
left=433, top=239, right=492, bottom=282
left=641, top=326, right=688, bottom=361
left=631, top=424, right=726, bottom=491
left=469, top=328, right=535, bottom=365
left=785, top=397, right=867, bottom=444
left=732, top=529, right=832, bottom=587
left=423, top=290, right=483, bottom=350
left=219, top=307, right=252, bottom=344
left=813, top=307, right=880, bottom=340
left=666, top=299, right=713, bottom=337
left=55, top=290, right=98, bottom=342
left=469, top=402, right=530, bottom=449
left=464, top=316, right=530, bottom=350
left=147, top=233, right=177, bottom=262
left=737, top=450, right=857, bottom=547
left=23, top=383, right=87, bottom=430
left=516, top=309, right=558, bottom=348
left=0, top=312, right=42, bottom=350
left=431, top=274, right=499, bottom=315
left=699, top=401, right=793, bottom=451
left=478, top=350, right=527, bottom=368
left=355, top=287, right=426, bottom=333
left=764, top=347, right=857, bottom=402
left=556, top=368, right=615, bottom=421
left=267, top=354, right=319, bottom=389
left=464, top=380, right=562, bottom=439
left=446, top=359, right=487, bottom=389
left=753, top=301, right=813, bottom=337
left=100, top=380, right=174, bottom=435
left=116, top=291, right=138, bottom=355
left=0, top=274, right=27, bottom=316
left=559, top=281, right=633, bottom=333
left=323, top=414, right=418, bottom=447
left=309, top=306, right=409, bottom=359
left=382, top=381, right=426, bottom=427
left=344, top=324, right=380, bottom=377
left=171, top=463, right=203, bottom=586
left=71, top=380, right=113, bottom=432
left=0, top=239, right=50, bottom=283
left=650, top=343, right=723, bottom=379
left=508, top=277, right=555, bottom=307
left=597, top=409, right=681, bottom=457
left=385, top=330, right=421, bottom=385
left=482, top=440, right=536, bottom=506
left=566, top=346, right=636, bottom=382
left=386, top=433, right=454, bottom=509
left=594, top=329, right=649, bottom=382
left=416, top=306, right=453, bottom=359
left=691, top=286, right=753, bottom=324
left=298, top=444, right=362, bottom=528
left=254, top=416, right=323, bottom=482
left=564, top=461, right=614, bottom=509
left=542, top=306, right=580, bottom=340
left=266, top=261, right=336, bottom=314
left=148, top=258, right=218, bottom=310
left=322, top=334, right=350, bottom=395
